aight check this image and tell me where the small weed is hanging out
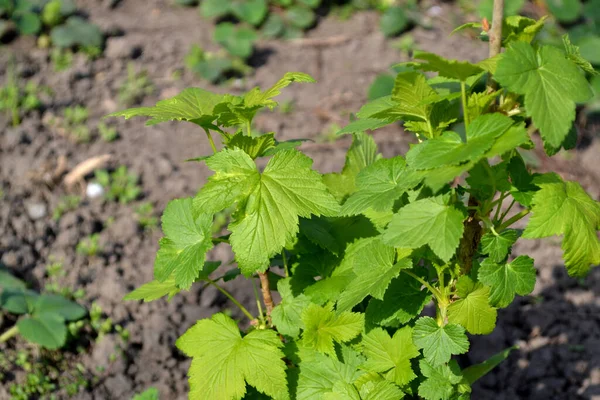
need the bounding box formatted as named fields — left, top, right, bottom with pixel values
left=76, top=234, right=101, bottom=257
left=135, top=202, right=158, bottom=230
left=50, top=47, right=73, bottom=71
left=60, top=105, right=90, bottom=143
left=52, top=195, right=81, bottom=220
left=0, top=63, right=43, bottom=126
left=118, top=63, right=154, bottom=107
left=94, top=166, right=141, bottom=204
left=97, top=121, right=118, bottom=142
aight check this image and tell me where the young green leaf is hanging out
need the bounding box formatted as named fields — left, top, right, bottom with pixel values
left=301, top=303, right=363, bottom=355
left=480, top=229, right=519, bottom=263
left=406, top=113, right=515, bottom=170
left=360, top=326, right=420, bottom=386
left=34, top=294, right=86, bottom=321
left=176, top=313, right=289, bottom=400
left=341, top=157, right=422, bottom=215
left=244, top=72, right=315, bottom=109
left=448, top=276, right=497, bottom=335
left=323, top=132, right=379, bottom=202
left=413, top=317, right=469, bottom=367
left=359, top=380, right=405, bottom=400
left=194, top=149, right=339, bottom=275
left=337, top=237, right=411, bottom=312
left=124, top=278, right=181, bottom=302
left=107, top=87, right=229, bottom=127
left=225, top=132, right=276, bottom=159
left=478, top=255, right=536, bottom=308
left=417, top=359, right=463, bottom=400
left=366, top=273, right=432, bottom=327
left=322, top=381, right=360, bottom=400
left=522, top=178, right=600, bottom=276
left=17, top=314, right=66, bottom=350
left=271, top=278, right=311, bottom=338
left=562, top=35, right=598, bottom=75
left=296, top=351, right=364, bottom=400
left=383, top=197, right=465, bottom=262
left=406, top=51, right=483, bottom=81
left=462, top=345, right=518, bottom=384
left=154, top=198, right=214, bottom=289
left=494, top=42, right=592, bottom=152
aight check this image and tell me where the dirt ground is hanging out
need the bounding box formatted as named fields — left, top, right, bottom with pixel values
left=1, top=0, right=599, bottom=399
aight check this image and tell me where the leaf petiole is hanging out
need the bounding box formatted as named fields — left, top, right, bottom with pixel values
left=0, top=325, right=19, bottom=343
left=496, top=209, right=530, bottom=231
left=401, top=269, right=443, bottom=301
left=203, top=128, right=218, bottom=154
left=461, top=80, right=470, bottom=130
left=207, top=278, right=254, bottom=321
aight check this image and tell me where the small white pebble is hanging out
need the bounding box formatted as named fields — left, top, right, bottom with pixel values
left=427, top=6, right=443, bottom=17
left=87, top=182, right=104, bottom=199
left=26, top=203, right=47, bottom=220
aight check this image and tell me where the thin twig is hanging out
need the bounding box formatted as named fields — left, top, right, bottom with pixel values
left=487, top=0, right=504, bottom=91
left=290, top=35, right=350, bottom=48
left=63, top=154, right=111, bottom=188
left=258, top=272, right=275, bottom=318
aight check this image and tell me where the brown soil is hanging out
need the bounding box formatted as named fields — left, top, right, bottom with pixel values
left=1, top=0, right=599, bottom=399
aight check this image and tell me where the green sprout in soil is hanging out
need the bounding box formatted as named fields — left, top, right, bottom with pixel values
left=97, top=121, right=118, bottom=142
left=0, top=63, right=43, bottom=126
left=52, top=195, right=81, bottom=220
left=118, top=63, right=154, bottom=107
left=50, top=47, right=73, bottom=71
left=135, top=201, right=158, bottom=230
left=58, top=105, right=90, bottom=143
left=76, top=234, right=101, bottom=257
left=94, top=166, right=141, bottom=204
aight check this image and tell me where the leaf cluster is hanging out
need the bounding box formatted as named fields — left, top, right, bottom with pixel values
left=0, top=0, right=103, bottom=51
left=112, top=16, right=599, bottom=400
left=0, top=267, right=87, bottom=349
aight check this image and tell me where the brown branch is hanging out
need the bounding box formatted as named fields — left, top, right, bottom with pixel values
left=487, top=0, right=504, bottom=92
left=458, top=198, right=483, bottom=275
left=258, top=272, right=274, bottom=319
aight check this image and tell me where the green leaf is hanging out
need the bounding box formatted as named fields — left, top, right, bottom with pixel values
left=230, top=0, right=267, bottom=25
left=360, top=326, right=420, bottom=386
left=107, top=87, right=229, bottom=127
left=341, top=157, right=421, bottom=215
left=322, top=381, right=360, bottom=400
left=368, top=74, right=395, bottom=101
left=390, top=71, right=438, bottom=123
left=0, top=268, right=26, bottom=290
left=336, top=118, right=391, bottom=135
left=447, top=276, right=497, bottom=335
left=225, top=132, right=276, bottom=159
left=34, top=294, right=86, bottom=321
left=296, top=351, right=364, bottom=400
left=14, top=11, right=41, bottom=35
left=562, top=35, right=598, bottom=74
left=244, top=72, right=315, bottom=109
left=507, top=154, right=538, bottom=207
left=132, top=387, right=160, bottom=400
left=17, top=314, right=66, bottom=349
left=262, top=14, right=285, bottom=38
left=406, top=113, right=515, bottom=170
left=466, top=160, right=510, bottom=201
left=271, top=278, right=311, bottom=338
left=124, top=278, right=181, bottom=302
left=522, top=178, right=600, bottom=276
left=577, top=36, right=600, bottom=67
left=383, top=197, right=465, bottom=262
left=408, top=51, right=483, bottom=81
left=50, top=16, right=103, bottom=48
left=323, top=132, right=379, bottom=202
left=0, top=289, right=38, bottom=314
left=214, top=23, right=257, bottom=58
left=380, top=7, right=408, bottom=37
left=301, top=303, right=363, bottom=355
left=176, top=313, right=289, bottom=400
left=417, top=359, right=462, bottom=400
left=480, top=229, right=519, bottom=263
left=494, top=42, right=592, bottom=152
left=462, top=345, right=517, bottom=384
left=195, top=149, right=339, bottom=275
left=337, top=237, right=411, bottom=312
left=413, top=316, right=469, bottom=367
left=359, top=380, right=405, bottom=400
left=478, top=255, right=536, bottom=308
left=154, top=198, right=214, bottom=289
left=502, top=16, right=546, bottom=46
left=285, top=6, right=315, bottom=29
left=366, top=272, right=432, bottom=326
left=200, top=0, right=230, bottom=17
left=546, top=0, right=582, bottom=23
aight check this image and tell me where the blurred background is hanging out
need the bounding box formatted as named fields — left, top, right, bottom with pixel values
left=0, top=0, right=599, bottom=399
